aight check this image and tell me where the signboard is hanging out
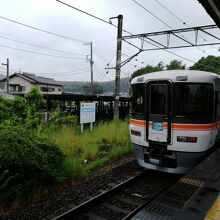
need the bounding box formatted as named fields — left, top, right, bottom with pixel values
left=80, top=103, right=96, bottom=124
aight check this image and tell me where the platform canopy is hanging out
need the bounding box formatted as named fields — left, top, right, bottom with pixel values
left=199, top=0, right=220, bottom=28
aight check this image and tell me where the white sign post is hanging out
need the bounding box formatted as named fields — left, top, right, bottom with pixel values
left=80, top=103, right=96, bottom=132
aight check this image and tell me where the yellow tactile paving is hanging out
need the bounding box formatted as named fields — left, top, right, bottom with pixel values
left=205, top=195, right=220, bottom=220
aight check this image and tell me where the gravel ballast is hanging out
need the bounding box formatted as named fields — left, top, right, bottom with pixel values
left=3, top=154, right=142, bottom=220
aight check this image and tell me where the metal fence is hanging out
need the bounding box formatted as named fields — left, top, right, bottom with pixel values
left=44, top=93, right=131, bottom=122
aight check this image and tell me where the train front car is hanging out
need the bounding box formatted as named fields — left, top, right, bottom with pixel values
left=129, top=70, right=220, bottom=174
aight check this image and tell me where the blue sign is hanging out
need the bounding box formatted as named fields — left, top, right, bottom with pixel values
left=80, top=103, right=96, bottom=124
left=152, top=122, right=163, bottom=131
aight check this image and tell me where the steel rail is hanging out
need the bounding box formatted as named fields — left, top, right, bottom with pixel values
left=52, top=172, right=146, bottom=220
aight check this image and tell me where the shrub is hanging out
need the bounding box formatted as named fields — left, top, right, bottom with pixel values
left=50, top=107, right=78, bottom=130
left=0, top=125, right=65, bottom=205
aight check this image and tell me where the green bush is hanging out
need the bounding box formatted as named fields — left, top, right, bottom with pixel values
left=0, top=125, right=65, bottom=205
left=50, top=107, right=78, bottom=130
left=0, top=87, right=46, bottom=128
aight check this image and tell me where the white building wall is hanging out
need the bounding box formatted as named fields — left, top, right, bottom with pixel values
left=7, top=76, right=33, bottom=94
left=38, top=84, right=62, bottom=94
left=5, top=76, right=62, bottom=95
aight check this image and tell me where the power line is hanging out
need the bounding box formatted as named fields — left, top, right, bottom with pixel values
left=0, top=16, right=86, bottom=44
left=55, top=0, right=212, bottom=73
left=56, top=0, right=169, bottom=50
left=8, top=53, right=85, bottom=65
left=96, top=54, right=116, bottom=81
left=36, top=68, right=90, bottom=75
left=56, top=0, right=113, bottom=27
left=55, top=0, right=132, bottom=35
left=0, top=44, right=87, bottom=60
left=0, top=35, right=86, bottom=56
left=6, top=68, right=90, bottom=77
left=50, top=70, right=90, bottom=77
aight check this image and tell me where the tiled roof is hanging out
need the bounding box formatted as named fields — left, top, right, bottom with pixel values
left=23, top=73, right=63, bottom=86
left=0, top=72, right=63, bottom=86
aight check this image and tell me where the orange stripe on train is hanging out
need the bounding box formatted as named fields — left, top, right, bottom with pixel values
left=130, top=119, right=146, bottom=126
left=130, top=119, right=219, bottom=131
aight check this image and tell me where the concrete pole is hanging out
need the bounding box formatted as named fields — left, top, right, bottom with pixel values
left=1, top=58, right=9, bottom=94
left=90, top=42, right=94, bottom=95
left=6, top=59, right=9, bottom=94
left=114, top=15, right=123, bottom=117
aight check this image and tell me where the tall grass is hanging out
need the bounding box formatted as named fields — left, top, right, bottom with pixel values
left=54, top=119, right=133, bottom=181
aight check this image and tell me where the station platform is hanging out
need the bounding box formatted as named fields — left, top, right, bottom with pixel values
left=132, top=147, right=220, bottom=220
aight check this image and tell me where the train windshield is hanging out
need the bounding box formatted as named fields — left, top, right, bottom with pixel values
left=131, top=84, right=145, bottom=115
left=174, top=83, right=214, bottom=119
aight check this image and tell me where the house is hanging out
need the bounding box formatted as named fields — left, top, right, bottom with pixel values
left=0, top=72, right=63, bottom=95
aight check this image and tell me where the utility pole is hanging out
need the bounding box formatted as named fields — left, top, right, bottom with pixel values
left=85, top=42, right=94, bottom=95
left=1, top=58, right=9, bottom=94
left=110, top=15, right=123, bottom=117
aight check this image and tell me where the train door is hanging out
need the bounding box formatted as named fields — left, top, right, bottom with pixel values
left=146, top=80, right=172, bottom=144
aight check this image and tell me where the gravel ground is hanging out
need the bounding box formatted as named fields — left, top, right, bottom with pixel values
left=3, top=153, right=143, bottom=220
left=74, top=169, right=180, bottom=220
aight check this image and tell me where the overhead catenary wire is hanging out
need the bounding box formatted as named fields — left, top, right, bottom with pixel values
left=152, top=0, right=219, bottom=51
left=152, top=0, right=186, bottom=25
left=131, top=0, right=209, bottom=55
left=1, top=1, right=217, bottom=80
left=131, top=0, right=172, bottom=28
left=55, top=0, right=210, bottom=68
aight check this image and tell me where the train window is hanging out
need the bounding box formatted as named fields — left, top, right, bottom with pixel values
left=174, top=83, right=214, bottom=118
left=216, top=92, right=220, bottom=119
left=150, top=84, right=167, bottom=115
left=131, top=84, right=144, bottom=114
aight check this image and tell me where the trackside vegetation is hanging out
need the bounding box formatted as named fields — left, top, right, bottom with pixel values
left=0, top=87, right=132, bottom=213
left=55, top=119, right=132, bottom=180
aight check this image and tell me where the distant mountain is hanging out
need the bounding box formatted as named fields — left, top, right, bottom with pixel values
left=0, top=74, right=4, bottom=80
left=62, top=77, right=130, bottom=95
left=0, top=74, right=5, bottom=89
left=0, top=74, right=131, bottom=95
left=100, top=77, right=130, bottom=94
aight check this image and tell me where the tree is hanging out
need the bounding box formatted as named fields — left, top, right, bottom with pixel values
left=131, top=63, right=164, bottom=79
left=82, top=83, right=90, bottom=95
left=93, top=83, right=104, bottom=94
left=166, top=60, right=185, bottom=70
left=25, top=87, right=46, bottom=128
left=83, top=83, right=104, bottom=95
left=25, top=86, right=46, bottom=110
left=131, top=60, right=184, bottom=79
left=190, top=56, right=220, bottom=74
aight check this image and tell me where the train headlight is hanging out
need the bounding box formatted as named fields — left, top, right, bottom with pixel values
left=177, top=136, right=197, bottom=143
left=131, top=129, right=141, bottom=137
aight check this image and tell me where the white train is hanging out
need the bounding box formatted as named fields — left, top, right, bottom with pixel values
left=129, top=70, right=220, bottom=174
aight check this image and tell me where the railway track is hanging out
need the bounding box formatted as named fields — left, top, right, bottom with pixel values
left=53, top=171, right=181, bottom=220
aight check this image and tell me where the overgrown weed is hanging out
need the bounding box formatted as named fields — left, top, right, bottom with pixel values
left=53, top=118, right=133, bottom=180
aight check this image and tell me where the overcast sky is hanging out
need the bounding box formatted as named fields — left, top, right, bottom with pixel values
left=0, top=0, right=219, bottom=82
